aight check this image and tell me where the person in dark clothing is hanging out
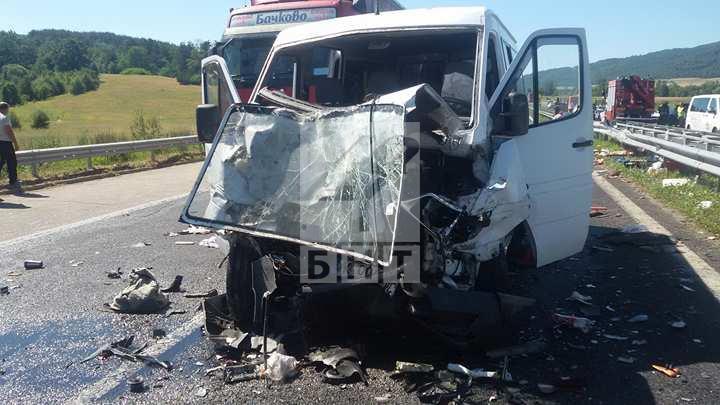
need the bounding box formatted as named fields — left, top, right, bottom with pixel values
left=0, top=102, right=21, bottom=191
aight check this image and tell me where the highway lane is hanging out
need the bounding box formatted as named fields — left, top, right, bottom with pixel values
left=1, top=168, right=720, bottom=404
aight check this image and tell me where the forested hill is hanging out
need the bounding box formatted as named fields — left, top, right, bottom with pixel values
left=0, top=29, right=209, bottom=106
left=590, top=40, right=720, bottom=83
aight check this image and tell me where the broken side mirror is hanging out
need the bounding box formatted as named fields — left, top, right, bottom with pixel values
left=503, top=92, right=529, bottom=136
left=196, top=104, right=220, bottom=143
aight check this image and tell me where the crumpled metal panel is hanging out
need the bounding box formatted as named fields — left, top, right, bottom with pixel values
left=183, top=104, right=406, bottom=266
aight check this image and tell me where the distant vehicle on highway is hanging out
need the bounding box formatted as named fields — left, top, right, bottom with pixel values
left=686, top=94, right=720, bottom=133
left=604, top=76, right=656, bottom=123
left=187, top=7, right=593, bottom=343
left=207, top=0, right=404, bottom=102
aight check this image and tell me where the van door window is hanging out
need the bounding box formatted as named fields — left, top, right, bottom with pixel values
left=491, top=36, right=583, bottom=130
left=203, top=61, right=235, bottom=116
left=708, top=98, right=717, bottom=114
left=691, top=97, right=710, bottom=112
left=485, top=35, right=501, bottom=100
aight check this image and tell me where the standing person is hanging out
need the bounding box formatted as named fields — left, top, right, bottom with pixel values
left=677, top=103, right=687, bottom=128
left=0, top=102, right=21, bottom=191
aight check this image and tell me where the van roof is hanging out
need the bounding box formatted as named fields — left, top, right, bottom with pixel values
left=274, top=7, right=511, bottom=47
left=691, top=94, right=720, bottom=99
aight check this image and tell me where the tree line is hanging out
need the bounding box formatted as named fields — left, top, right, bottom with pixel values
left=0, top=30, right=209, bottom=106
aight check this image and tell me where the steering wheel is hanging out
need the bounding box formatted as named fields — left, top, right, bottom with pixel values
left=442, top=96, right=472, bottom=117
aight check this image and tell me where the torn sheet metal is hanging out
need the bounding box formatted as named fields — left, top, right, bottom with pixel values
left=183, top=104, right=405, bottom=266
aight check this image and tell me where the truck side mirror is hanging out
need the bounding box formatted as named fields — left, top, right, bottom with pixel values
left=196, top=104, right=220, bottom=143
left=504, top=92, right=529, bottom=136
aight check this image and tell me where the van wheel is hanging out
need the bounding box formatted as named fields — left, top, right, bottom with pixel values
left=713, top=128, right=718, bottom=134
left=226, top=240, right=262, bottom=325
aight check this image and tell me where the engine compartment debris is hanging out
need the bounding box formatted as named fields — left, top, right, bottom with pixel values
left=106, top=267, right=170, bottom=314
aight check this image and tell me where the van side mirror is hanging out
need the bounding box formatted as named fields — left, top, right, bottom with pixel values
left=196, top=104, right=220, bottom=143
left=502, top=92, right=529, bottom=136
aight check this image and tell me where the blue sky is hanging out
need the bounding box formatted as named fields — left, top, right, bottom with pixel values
left=1, top=0, right=718, bottom=62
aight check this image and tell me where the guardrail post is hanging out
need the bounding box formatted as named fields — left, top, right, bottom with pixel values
left=86, top=157, right=94, bottom=171
left=31, top=163, right=39, bottom=178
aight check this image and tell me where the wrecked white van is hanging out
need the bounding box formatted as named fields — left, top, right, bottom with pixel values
left=184, top=7, right=593, bottom=344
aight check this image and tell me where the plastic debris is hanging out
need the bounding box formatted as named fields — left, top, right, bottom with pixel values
left=161, top=275, right=184, bottom=293
left=107, top=268, right=123, bottom=279
left=670, top=321, right=687, bottom=329
left=0, top=285, right=9, bottom=295
left=698, top=201, right=713, bottom=209
left=195, top=387, right=208, bottom=397
left=107, top=268, right=170, bottom=314
left=128, top=376, right=145, bottom=393
left=590, top=206, right=608, bottom=217
left=180, top=225, right=212, bottom=235
left=567, top=291, right=593, bottom=305
left=538, top=383, right=558, bottom=394
left=185, top=289, right=218, bottom=299
left=261, top=353, right=298, bottom=382
left=69, top=260, right=84, bottom=267
left=447, top=363, right=499, bottom=379
left=553, top=314, right=595, bottom=333
left=24, top=260, right=44, bottom=270
left=395, top=361, right=434, bottom=373
left=617, top=356, right=636, bottom=364
left=175, top=241, right=195, bottom=246
left=652, top=364, right=681, bottom=378
left=662, top=178, right=690, bottom=187
left=628, top=314, right=649, bottom=323
left=681, top=285, right=696, bottom=292
left=199, top=236, right=220, bottom=249
left=374, top=394, right=392, bottom=403
left=603, top=334, right=629, bottom=341
left=81, top=335, right=171, bottom=370
left=631, top=340, right=648, bottom=346
left=132, top=242, right=151, bottom=248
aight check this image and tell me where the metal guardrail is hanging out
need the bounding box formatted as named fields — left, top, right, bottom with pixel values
left=594, top=122, right=720, bottom=178
left=16, top=135, right=198, bottom=177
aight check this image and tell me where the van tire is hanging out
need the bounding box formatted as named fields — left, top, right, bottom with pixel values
left=226, top=240, right=262, bottom=325
left=713, top=128, right=718, bottom=134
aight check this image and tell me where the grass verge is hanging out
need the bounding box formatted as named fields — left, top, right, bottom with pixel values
left=595, top=137, right=720, bottom=237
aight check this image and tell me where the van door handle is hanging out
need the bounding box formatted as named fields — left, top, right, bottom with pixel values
left=573, top=140, right=593, bottom=149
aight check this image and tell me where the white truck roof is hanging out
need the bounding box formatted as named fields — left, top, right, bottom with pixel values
left=274, top=7, right=514, bottom=47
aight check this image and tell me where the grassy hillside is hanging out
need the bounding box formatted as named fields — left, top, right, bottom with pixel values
left=590, top=41, right=720, bottom=83
left=12, top=74, right=200, bottom=149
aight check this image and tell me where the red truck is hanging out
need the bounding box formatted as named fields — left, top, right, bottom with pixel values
left=604, top=76, right=656, bottom=123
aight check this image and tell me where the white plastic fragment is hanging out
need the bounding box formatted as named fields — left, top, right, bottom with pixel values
left=567, top=291, right=593, bottom=305
left=447, top=363, right=499, bottom=379
left=261, top=353, right=298, bottom=382
left=603, top=334, right=629, bottom=341
left=175, top=241, right=195, bottom=246
left=670, top=321, right=687, bottom=329
left=628, top=314, right=649, bottom=323
left=662, top=178, right=690, bottom=187
left=617, top=356, right=636, bottom=364
left=199, top=236, right=220, bottom=249
left=553, top=314, right=595, bottom=333
left=537, top=383, right=557, bottom=394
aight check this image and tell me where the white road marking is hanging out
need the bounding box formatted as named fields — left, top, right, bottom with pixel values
left=71, top=313, right=205, bottom=404
left=594, top=173, right=720, bottom=300
left=0, top=193, right=189, bottom=249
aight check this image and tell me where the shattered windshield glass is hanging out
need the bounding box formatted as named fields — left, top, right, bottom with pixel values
left=183, top=104, right=406, bottom=265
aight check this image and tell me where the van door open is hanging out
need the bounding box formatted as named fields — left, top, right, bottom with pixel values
left=489, top=29, right=593, bottom=266
left=197, top=56, right=241, bottom=144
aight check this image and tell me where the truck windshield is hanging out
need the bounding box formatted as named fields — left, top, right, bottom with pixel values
left=223, top=37, right=276, bottom=88
left=258, top=30, right=480, bottom=118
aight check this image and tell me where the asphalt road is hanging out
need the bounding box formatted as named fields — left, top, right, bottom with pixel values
left=1, top=168, right=720, bottom=405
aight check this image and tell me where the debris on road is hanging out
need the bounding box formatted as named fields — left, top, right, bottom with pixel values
left=628, top=314, right=649, bottom=323
left=395, top=361, right=434, bottom=374
left=161, top=275, right=184, bottom=293
left=132, top=242, right=151, bottom=248
left=538, top=383, right=558, bottom=395
left=128, top=376, right=145, bottom=393
left=309, top=347, right=366, bottom=383
left=617, top=356, right=636, bottom=364
left=175, top=241, right=195, bottom=246
left=24, top=260, right=44, bottom=270
left=662, top=178, right=690, bottom=187
left=553, top=314, right=595, bottom=333
left=567, top=291, right=593, bottom=306
left=199, top=236, right=220, bottom=249
left=261, top=353, right=298, bottom=382
left=447, top=363, right=500, bottom=379
left=152, top=329, right=167, bottom=339
left=670, top=321, right=687, bottom=329
left=195, top=387, right=208, bottom=398
left=107, top=268, right=123, bottom=279
left=652, top=364, right=681, bottom=378
left=603, top=334, right=629, bottom=341
left=81, top=335, right=171, bottom=370
left=107, top=268, right=170, bottom=314
left=185, top=289, right=218, bottom=299
left=590, top=206, right=609, bottom=217
left=69, top=260, right=84, bottom=267
left=0, top=284, right=9, bottom=295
